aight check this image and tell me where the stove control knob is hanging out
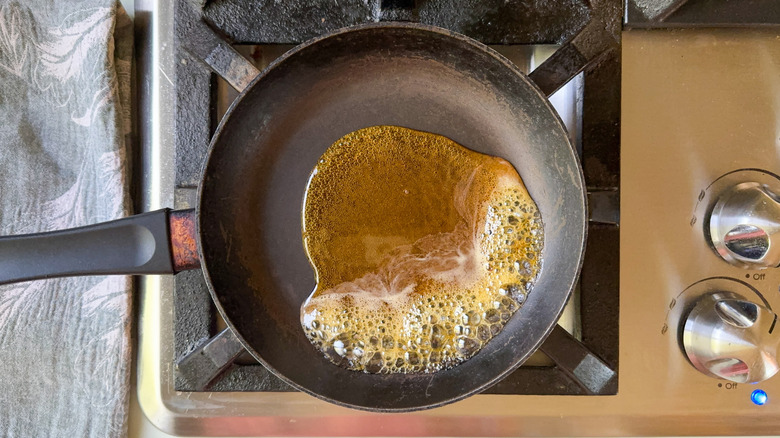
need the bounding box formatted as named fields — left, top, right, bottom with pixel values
left=709, top=182, right=780, bottom=268
left=682, top=292, right=780, bottom=383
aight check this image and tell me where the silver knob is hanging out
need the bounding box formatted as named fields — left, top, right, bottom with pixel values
left=709, top=182, right=780, bottom=268
left=682, top=292, right=780, bottom=383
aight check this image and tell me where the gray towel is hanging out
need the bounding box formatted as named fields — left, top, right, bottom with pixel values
left=0, top=1, right=133, bottom=437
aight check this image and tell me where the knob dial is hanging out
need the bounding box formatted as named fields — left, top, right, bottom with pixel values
left=709, top=182, right=780, bottom=268
left=682, top=292, right=779, bottom=383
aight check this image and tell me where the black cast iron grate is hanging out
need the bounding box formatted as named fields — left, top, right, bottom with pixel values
left=170, top=0, right=621, bottom=396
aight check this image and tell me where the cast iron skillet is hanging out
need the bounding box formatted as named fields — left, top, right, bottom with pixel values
left=0, top=23, right=586, bottom=411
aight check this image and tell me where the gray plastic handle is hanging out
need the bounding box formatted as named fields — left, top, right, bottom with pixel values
left=0, top=209, right=174, bottom=285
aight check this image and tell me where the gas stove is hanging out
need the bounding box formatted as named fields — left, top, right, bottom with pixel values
left=134, top=0, right=780, bottom=435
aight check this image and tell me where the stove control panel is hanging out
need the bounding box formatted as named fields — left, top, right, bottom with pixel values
left=675, top=170, right=780, bottom=384
left=623, top=29, right=780, bottom=427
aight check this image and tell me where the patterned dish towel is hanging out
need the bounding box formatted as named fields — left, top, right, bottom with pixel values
left=0, top=1, right=133, bottom=437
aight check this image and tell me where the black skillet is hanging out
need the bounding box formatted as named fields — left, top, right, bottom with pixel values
left=0, top=23, right=586, bottom=411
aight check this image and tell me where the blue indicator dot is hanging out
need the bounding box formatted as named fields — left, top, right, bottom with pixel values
left=751, top=389, right=768, bottom=406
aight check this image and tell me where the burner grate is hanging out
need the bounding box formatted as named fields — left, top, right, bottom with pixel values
left=171, top=0, right=621, bottom=396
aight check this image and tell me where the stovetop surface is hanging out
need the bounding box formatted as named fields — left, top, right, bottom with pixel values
left=134, top=0, right=780, bottom=435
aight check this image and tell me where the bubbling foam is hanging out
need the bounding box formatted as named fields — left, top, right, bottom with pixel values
left=301, top=126, right=543, bottom=373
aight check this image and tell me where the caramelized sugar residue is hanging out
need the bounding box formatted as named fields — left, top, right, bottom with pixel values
left=300, top=126, right=543, bottom=373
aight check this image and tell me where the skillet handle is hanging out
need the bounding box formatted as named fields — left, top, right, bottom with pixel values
left=0, top=209, right=198, bottom=286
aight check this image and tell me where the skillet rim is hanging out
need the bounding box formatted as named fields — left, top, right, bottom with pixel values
left=195, top=21, right=588, bottom=412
